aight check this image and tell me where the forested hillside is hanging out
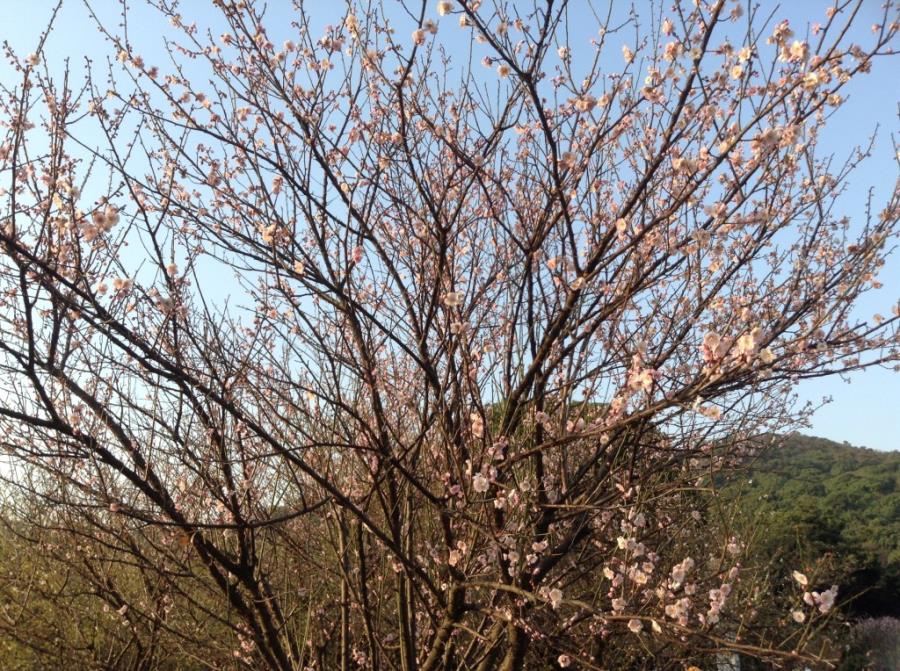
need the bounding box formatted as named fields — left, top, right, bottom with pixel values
left=726, top=434, right=900, bottom=618
left=0, top=433, right=896, bottom=669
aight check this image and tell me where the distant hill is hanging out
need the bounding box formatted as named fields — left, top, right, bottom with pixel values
left=727, top=433, right=900, bottom=617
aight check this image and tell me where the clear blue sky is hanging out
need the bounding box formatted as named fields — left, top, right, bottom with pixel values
left=1, top=1, right=897, bottom=450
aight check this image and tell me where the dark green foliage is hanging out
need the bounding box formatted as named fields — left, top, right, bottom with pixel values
left=727, top=434, right=900, bottom=618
